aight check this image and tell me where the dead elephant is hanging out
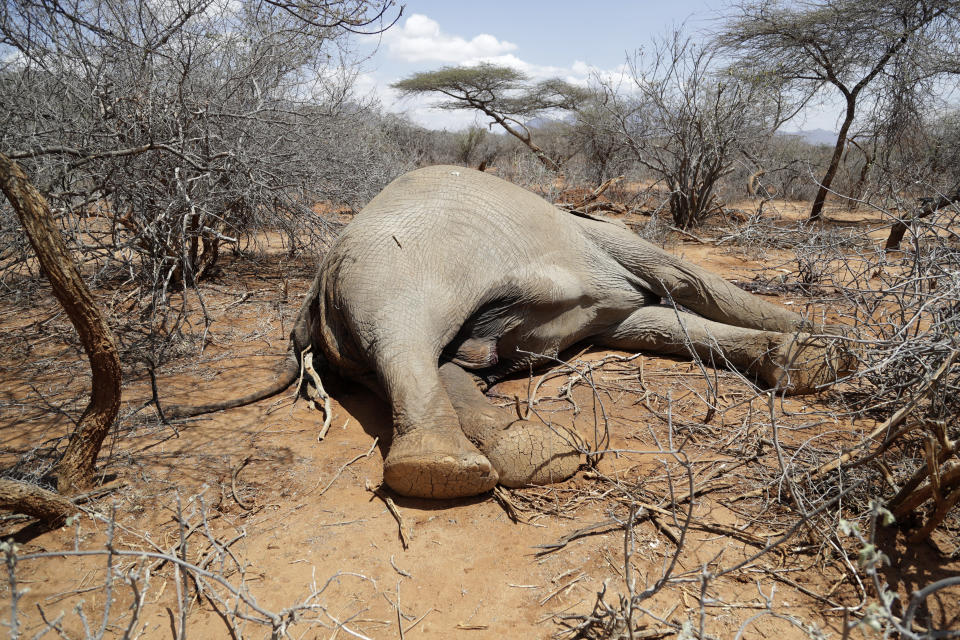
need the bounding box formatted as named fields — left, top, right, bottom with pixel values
left=174, top=165, right=854, bottom=500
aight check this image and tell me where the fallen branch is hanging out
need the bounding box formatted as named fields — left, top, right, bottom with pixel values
left=0, top=479, right=77, bottom=525
left=366, top=480, right=411, bottom=549
left=559, top=175, right=624, bottom=210
left=311, top=438, right=379, bottom=497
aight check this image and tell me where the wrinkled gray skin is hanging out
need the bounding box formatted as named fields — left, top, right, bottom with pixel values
left=284, top=165, right=852, bottom=500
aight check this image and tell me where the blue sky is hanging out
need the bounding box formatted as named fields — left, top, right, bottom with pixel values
left=355, top=0, right=838, bottom=132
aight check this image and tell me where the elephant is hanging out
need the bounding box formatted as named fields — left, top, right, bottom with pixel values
left=173, top=165, right=855, bottom=500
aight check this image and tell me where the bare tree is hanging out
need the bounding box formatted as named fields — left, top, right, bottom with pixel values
left=720, top=0, right=960, bottom=221
left=596, top=31, right=788, bottom=228
left=569, top=96, right=635, bottom=186
left=0, top=0, right=407, bottom=522
left=877, top=107, right=960, bottom=250
left=0, top=0, right=413, bottom=387
left=391, top=63, right=591, bottom=172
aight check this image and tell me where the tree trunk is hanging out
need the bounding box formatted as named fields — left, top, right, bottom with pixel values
left=885, top=191, right=960, bottom=252
left=0, top=479, right=76, bottom=525
left=810, top=96, right=857, bottom=221
left=486, top=111, right=562, bottom=173
left=0, top=153, right=122, bottom=494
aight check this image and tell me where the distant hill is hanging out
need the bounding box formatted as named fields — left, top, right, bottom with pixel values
left=523, top=118, right=841, bottom=147
left=778, top=128, right=838, bottom=146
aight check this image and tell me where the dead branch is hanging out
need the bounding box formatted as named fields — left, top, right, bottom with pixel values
left=366, top=480, right=411, bottom=549
left=0, top=479, right=77, bottom=525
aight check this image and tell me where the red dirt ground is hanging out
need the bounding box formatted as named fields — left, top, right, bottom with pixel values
left=1, top=201, right=957, bottom=639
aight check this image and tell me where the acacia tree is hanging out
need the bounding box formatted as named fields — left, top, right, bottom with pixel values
left=391, top=63, right=591, bottom=172
left=720, top=0, right=960, bottom=221
left=597, top=32, right=789, bottom=229
left=883, top=109, right=960, bottom=250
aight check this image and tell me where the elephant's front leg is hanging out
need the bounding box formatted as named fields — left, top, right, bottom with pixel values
left=378, top=349, right=499, bottom=498
left=596, top=306, right=855, bottom=394
left=439, top=363, right=582, bottom=486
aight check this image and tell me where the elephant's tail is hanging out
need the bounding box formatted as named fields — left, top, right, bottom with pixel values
left=158, top=268, right=329, bottom=420
left=162, top=355, right=301, bottom=420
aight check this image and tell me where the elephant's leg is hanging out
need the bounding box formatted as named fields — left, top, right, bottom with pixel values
left=438, top=363, right=581, bottom=487
left=596, top=306, right=854, bottom=394
left=578, top=219, right=806, bottom=332
left=376, top=347, right=499, bottom=498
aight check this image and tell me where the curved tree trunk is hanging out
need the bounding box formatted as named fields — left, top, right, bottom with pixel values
left=0, top=153, right=122, bottom=495
left=810, top=95, right=857, bottom=222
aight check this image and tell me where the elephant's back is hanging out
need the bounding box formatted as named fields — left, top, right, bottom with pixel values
left=325, top=166, right=585, bottom=286
left=347, top=165, right=567, bottom=249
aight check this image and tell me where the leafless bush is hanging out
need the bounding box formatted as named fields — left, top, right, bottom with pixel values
left=0, top=0, right=411, bottom=370
left=500, top=147, right=566, bottom=203
left=1, top=493, right=385, bottom=639
left=453, top=126, right=503, bottom=170
left=725, top=192, right=960, bottom=544
left=568, top=101, right=636, bottom=187
left=592, top=29, right=789, bottom=229
left=738, top=135, right=830, bottom=203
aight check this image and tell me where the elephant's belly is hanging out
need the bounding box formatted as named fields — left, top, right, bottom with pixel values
left=494, top=298, right=639, bottom=367
left=448, top=264, right=652, bottom=377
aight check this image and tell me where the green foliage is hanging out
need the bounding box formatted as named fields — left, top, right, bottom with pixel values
left=391, top=64, right=526, bottom=108
left=392, top=63, right=590, bottom=119
left=392, top=64, right=592, bottom=171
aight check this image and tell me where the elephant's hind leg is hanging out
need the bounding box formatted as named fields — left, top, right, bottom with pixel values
left=376, top=349, right=499, bottom=499
left=596, top=306, right=854, bottom=394
left=579, top=218, right=805, bottom=332
left=439, top=363, right=582, bottom=487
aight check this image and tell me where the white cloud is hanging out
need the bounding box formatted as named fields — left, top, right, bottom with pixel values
left=385, top=14, right=517, bottom=63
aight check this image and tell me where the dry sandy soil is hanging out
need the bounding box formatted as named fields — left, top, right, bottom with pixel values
left=1, top=200, right=957, bottom=639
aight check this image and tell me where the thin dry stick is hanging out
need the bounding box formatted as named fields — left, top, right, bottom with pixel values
left=539, top=573, right=586, bottom=606
left=365, top=481, right=411, bottom=549
left=311, top=438, right=379, bottom=496
left=492, top=485, right=526, bottom=523
left=230, top=456, right=253, bottom=510
left=403, top=608, right=433, bottom=634
left=390, top=554, right=412, bottom=578
left=395, top=580, right=404, bottom=640
left=526, top=346, right=592, bottom=409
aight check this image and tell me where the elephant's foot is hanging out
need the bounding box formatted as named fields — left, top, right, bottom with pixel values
left=438, top=362, right=581, bottom=487
left=763, top=333, right=858, bottom=395
left=459, top=411, right=581, bottom=487
left=383, top=427, right=498, bottom=499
